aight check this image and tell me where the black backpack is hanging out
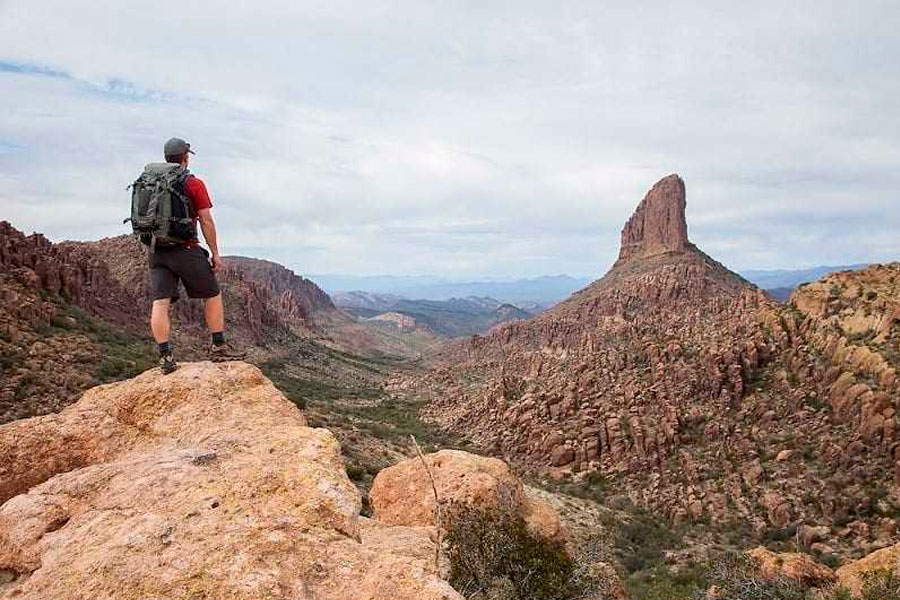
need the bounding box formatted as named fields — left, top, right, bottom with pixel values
left=126, top=163, right=197, bottom=249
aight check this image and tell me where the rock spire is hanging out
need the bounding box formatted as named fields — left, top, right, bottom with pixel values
left=617, top=174, right=690, bottom=261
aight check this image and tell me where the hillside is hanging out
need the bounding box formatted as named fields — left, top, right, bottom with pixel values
left=742, top=265, right=870, bottom=294
left=0, top=223, right=438, bottom=424
left=402, top=175, right=900, bottom=565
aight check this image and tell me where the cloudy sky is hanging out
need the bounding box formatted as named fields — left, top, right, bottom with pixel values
left=1, top=1, right=898, bottom=279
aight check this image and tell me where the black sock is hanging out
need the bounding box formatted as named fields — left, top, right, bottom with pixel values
left=212, top=332, right=225, bottom=346
left=158, top=341, right=171, bottom=356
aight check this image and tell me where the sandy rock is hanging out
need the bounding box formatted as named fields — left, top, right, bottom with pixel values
left=369, top=449, right=567, bottom=548
left=0, top=362, right=462, bottom=600
left=747, top=546, right=836, bottom=586
left=798, top=524, right=830, bottom=547
left=835, top=542, right=900, bottom=597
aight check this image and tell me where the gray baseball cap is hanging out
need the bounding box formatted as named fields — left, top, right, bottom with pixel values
left=163, top=137, right=195, bottom=157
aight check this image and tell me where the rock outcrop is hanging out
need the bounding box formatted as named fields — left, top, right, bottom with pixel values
left=617, top=174, right=690, bottom=261
left=400, top=175, right=900, bottom=557
left=746, top=546, right=836, bottom=586
left=0, top=222, right=141, bottom=330
left=0, top=362, right=462, bottom=600
left=835, top=542, right=900, bottom=597
left=369, top=449, right=566, bottom=548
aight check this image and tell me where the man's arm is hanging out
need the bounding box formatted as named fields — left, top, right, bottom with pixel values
left=197, top=208, right=223, bottom=272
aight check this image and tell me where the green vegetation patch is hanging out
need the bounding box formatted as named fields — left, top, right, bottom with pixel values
left=624, top=562, right=707, bottom=600
left=54, top=306, right=156, bottom=383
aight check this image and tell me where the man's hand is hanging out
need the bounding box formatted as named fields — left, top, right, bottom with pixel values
left=210, top=254, right=224, bottom=273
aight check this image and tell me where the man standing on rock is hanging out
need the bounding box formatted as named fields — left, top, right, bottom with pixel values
left=148, top=137, right=245, bottom=373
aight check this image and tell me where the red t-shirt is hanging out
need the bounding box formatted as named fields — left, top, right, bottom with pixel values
left=184, top=176, right=213, bottom=248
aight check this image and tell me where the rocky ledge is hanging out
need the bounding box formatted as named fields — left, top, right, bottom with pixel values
left=0, top=362, right=470, bottom=599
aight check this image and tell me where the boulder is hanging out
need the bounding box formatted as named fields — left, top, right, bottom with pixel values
left=835, top=542, right=900, bottom=597
left=0, top=362, right=462, bottom=600
left=369, top=449, right=567, bottom=548
left=747, top=546, right=836, bottom=586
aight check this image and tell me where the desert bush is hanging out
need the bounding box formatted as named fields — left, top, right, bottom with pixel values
left=844, top=568, right=900, bottom=600
left=611, top=502, right=682, bottom=574
left=444, top=496, right=607, bottom=600
left=699, top=552, right=809, bottom=600
left=625, top=563, right=707, bottom=600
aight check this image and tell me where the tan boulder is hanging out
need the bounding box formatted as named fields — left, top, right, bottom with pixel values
left=0, top=362, right=462, bottom=600
left=835, top=542, right=900, bottom=597
left=747, top=546, right=836, bottom=586
left=369, top=449, right=567, bottom=548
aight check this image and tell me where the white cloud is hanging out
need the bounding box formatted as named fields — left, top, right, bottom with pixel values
left=0, top=0, right=898, bottom=278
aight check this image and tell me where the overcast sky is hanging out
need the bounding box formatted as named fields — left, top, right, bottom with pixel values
left=1, top=1, right=898, bottom=279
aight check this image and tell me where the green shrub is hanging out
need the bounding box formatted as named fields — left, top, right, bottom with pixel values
left=625, top=563, right=707, bottom=600
left=701, top=552, right=808, bottom=600
left=612, top=503, right=682, bottom=574
left=444, top=498, right=599, bottom=600
left=852, top=569, right=900, bottom=600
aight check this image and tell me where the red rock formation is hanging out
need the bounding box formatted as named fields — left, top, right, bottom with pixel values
left=402, top=176, right=900, bottom=557
left=0, top=221, right=141, bottom=329
left=0, top=223, right=344, bottom=423
left=617, top=174, right=690, bottom=262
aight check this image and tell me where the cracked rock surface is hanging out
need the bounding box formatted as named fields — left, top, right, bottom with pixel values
left=0, top=362, right=461, bottom=600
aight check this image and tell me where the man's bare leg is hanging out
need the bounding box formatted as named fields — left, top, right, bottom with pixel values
left=204, top=293, right=224, bottom=333
left=151, top=299, right=171, bottom=343
left=151, top=299, right=177, bottom=373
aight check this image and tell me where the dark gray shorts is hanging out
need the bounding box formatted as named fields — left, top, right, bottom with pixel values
left=150, top=246, right=220, bottom=302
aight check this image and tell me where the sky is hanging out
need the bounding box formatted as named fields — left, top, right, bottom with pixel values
left=1, top=1, right=898, bottom=279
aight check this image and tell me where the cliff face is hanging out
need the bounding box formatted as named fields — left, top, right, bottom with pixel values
left=617, top=173, right=690, bottom=262
left=226, top=256, right=335, bottom=324
left=0, top=222, right=141, bottom=331
left=404, top=176, right=900, bottom=557
left=68, top=235, right=338, bottom=341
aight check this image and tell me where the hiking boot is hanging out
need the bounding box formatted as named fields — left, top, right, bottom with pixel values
left=159, top=353, right=178, bottom=374
left=208, top=341, right=247, bottom=362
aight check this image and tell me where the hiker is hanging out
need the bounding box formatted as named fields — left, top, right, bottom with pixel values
left=129, top=137, right=245, bottom=374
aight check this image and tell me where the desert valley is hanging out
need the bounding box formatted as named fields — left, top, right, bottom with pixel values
left=1, top=174, right=898, bottom=599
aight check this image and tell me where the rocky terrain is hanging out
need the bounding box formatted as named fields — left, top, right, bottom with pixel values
left=0, top=361, right=578, bottom=599
left=742, top=264, right=870, bottom=301
left=0, top=222, right=438, bottom=424
left=400, top=175, right=900, bottom=562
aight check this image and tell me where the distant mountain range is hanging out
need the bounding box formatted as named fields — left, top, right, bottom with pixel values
left=333, top=292, right=533, bottom=338
left=311, top=274, right=593, bottom=305
left=315, top=266, right=877, bottom=307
